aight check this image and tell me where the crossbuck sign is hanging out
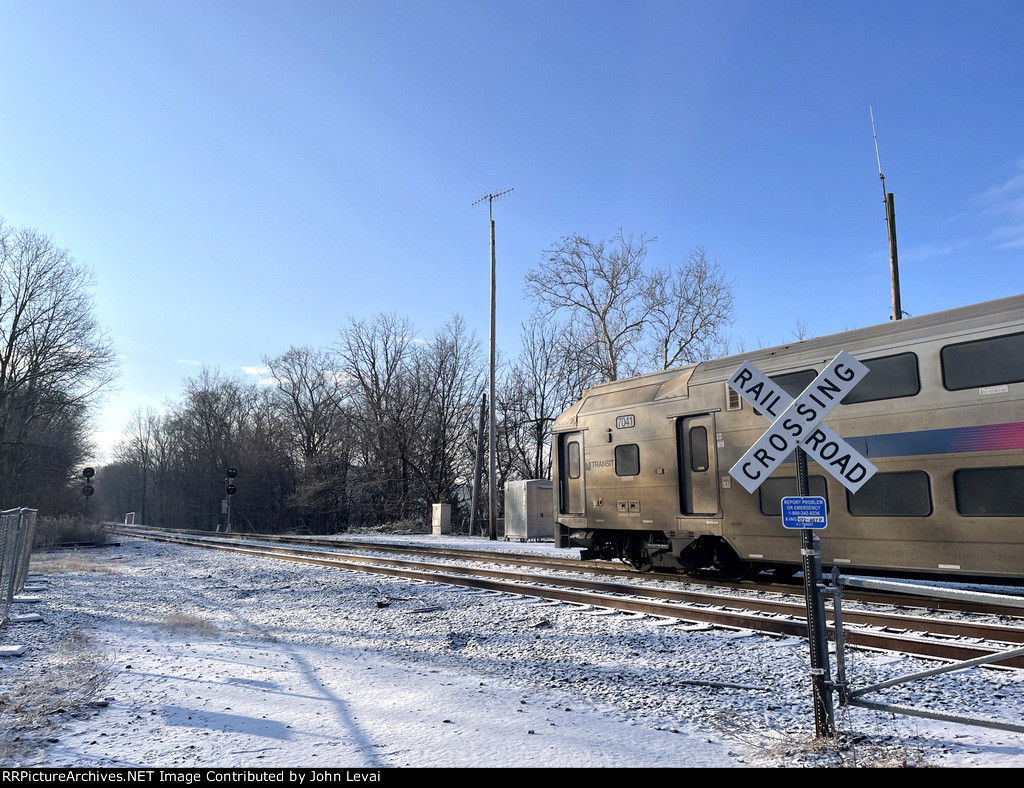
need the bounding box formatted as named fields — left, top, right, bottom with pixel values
left=727, top=350, right=878, bottom=495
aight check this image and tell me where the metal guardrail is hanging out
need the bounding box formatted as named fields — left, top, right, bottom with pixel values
left=827, top=570, right=1024, bottom=735
left=1, top=508, right=39, bottom=626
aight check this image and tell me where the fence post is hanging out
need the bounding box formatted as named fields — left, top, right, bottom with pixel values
left=826, top=567, right=849, bottom=707
left=4, top=510, right=26, bottom=612
left=14, top=509, right=37, bottom=593
left=0, top=509, right=18, bottom=625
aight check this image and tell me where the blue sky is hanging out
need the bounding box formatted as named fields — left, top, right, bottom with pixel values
left=1, top=0, right=1022, bottom=460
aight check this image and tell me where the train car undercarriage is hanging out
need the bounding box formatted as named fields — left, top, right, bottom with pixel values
left=569, top=529, right=757, bottom=579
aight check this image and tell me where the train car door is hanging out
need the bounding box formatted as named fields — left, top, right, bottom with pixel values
left=678, top=415, right=720, bottom=516
left=558, top=431, right=585, bottom=515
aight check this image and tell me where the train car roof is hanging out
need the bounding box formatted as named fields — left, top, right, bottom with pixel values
left=554, top=293, right=1024, bottom=426
left=692, top=292, right=1024, bottom=383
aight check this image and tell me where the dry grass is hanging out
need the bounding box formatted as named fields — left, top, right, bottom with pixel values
left=352, top=518, right=430, bottom=535
left=708, top=708, right=930, bottom=767
left=28, top=553, right=119, bottom=575
left=160, top=612, right=219, bottom=637
left=0, top=630, right=113, bottom=763
left=33, top=516, right=111, bottom=550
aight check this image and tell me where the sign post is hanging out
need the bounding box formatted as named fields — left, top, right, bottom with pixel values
left=727, top=350, right=877, bottom=738
left=795, top=446, right=833, bottom=738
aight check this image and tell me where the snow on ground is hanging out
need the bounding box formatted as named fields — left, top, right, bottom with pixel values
left=2, top=533, right=1024, bottom=769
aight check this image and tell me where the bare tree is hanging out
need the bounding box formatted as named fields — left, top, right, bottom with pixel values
left=240, top=384, right=298, bottom=532
left=646, top=245, right=734, bottom=369
left=336, top=313, right=420, bottom=524
left=264, top=345, right=352, bottom=531
left=501, top=317, right=600, bottom=480
left=264, top=346, right=350, bottom=462
left=411, top=315, right=484, bottom=514
left=114, top=408, right=159, bottom=524
left=526, top=230, right=656, bottom=382
left=0, top=220, right=117, bottom=511
left=526, top=230, right=735, bottom=381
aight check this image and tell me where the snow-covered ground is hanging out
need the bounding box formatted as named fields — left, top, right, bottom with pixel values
left=2, top=533, right=1024, bottom=769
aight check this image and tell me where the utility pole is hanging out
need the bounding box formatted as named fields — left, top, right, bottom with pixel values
left=871, top=106, right=902, bottom=321
left=469, top=393, right=486, bottom=536
left=473, top=187, right=513, bottom=541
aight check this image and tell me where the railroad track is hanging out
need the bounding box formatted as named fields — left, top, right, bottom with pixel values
left=114, top=524, right=1024, bottom=615
left=112, top=525, right=1024, bottom=669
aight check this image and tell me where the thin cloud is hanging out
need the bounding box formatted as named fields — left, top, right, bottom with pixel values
left=977, top=160, right=1024, bottom=249
left=900, top=242, right=958, bottom=264
left=990, top=226, right=1024, bottom=249
left=242, top=365, right=278, bottom=385
left=983, top=173, right=1024, bottom=199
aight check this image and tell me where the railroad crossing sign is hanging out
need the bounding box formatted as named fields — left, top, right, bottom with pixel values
left=728, top=350, right=878, bottom=494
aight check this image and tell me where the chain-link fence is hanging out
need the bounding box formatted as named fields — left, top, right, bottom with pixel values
left=1, top=508, right=39, bottom=626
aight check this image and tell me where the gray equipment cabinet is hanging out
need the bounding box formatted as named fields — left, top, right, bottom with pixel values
left=504, top=480, right=554, bottom=541
left=432, top=503, right=452, bottom=535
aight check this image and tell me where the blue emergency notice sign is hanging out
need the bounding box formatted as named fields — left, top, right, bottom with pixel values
left=781, top=496, right=828, bottom=529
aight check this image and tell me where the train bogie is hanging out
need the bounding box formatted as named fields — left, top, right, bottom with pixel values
left=551, top=295, right=1024, bottom=582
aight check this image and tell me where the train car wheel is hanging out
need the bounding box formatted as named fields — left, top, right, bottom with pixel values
left=712, top=541, right=753, bottom=581
left=618, top=537, right=653, bottom=572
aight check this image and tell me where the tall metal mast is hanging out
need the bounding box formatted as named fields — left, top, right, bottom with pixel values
left=473, top=187, right=513, bottom=540
left=871, top=106, right=902, bottom=321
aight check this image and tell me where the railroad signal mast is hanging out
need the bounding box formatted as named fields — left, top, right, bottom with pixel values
left=82, top=467, right=95, bottom=517
left=224, top=468, right=238, bottom=532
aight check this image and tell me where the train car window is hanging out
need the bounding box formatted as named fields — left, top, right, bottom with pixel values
left=773, top=369, right=818, bottom=397
left=941, top=332, right=1024, bottom=390
left=758, top=475, right=829, bottom=517
left=615, top=444, right=640, bottom=476
left=954, top=466, right=1024, bottom=516
left=689, top=426, right=709, bottom=472
left=753, top=370, right=817, bottom=416
left=847, top=471, right=932, bottom=516
left=841, top=352, right=920, bottom=404
left=567, top=441, right=581, bottom=479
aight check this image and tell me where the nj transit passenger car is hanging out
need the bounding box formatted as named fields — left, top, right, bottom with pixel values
left=551, top=295, right=1024, bottom=581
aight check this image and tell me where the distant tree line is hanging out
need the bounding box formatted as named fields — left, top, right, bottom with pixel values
left=97, top=314, right=574, bottom=533
left=0, top=216, right=734, bottom=530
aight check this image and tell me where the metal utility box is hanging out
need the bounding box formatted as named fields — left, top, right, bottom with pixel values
left=504, top=480, right=553, bottom=541
left=432, top=503, right=451, bottom=535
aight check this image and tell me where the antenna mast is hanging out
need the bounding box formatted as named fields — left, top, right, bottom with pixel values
left=472, top=187, right=513, bottom=541
left=871, top=106, right=902, bottom=321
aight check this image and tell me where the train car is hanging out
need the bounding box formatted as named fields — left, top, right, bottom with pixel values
left=551, top=294, right=1024, bottom=582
